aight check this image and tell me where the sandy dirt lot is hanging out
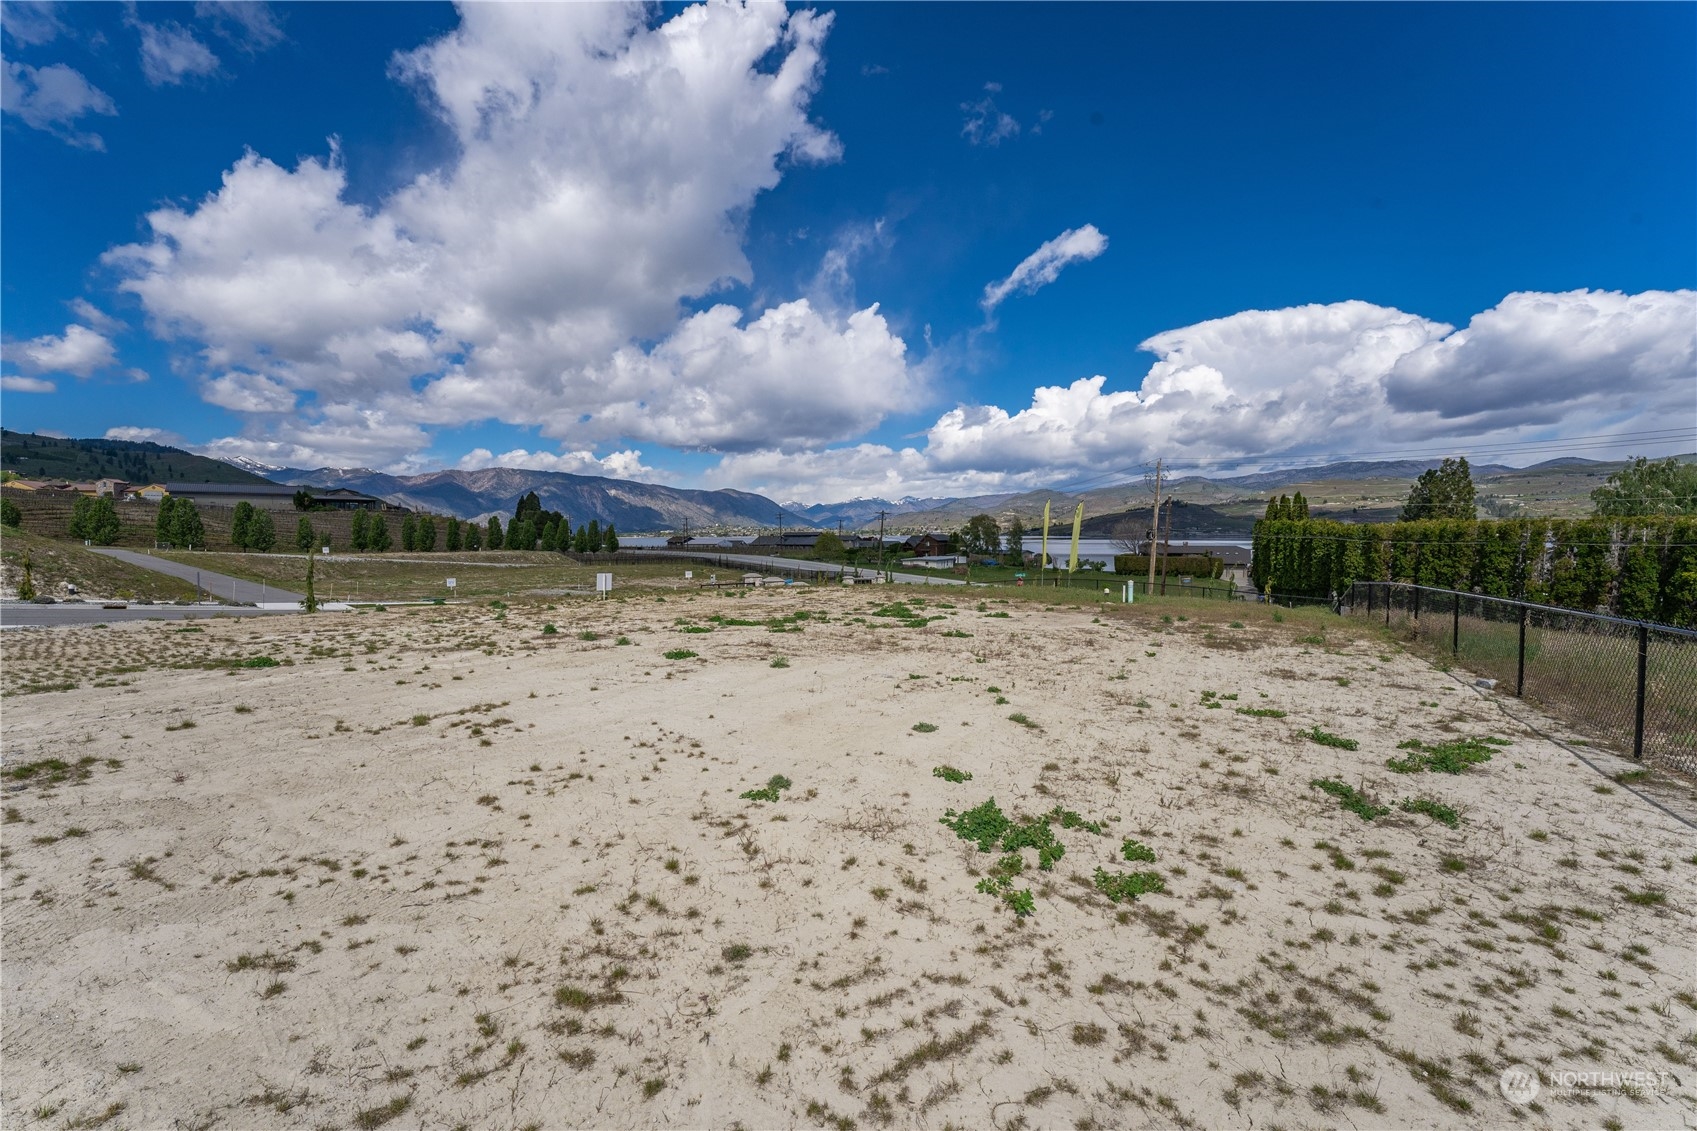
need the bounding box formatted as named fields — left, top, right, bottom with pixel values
left=3, top=589, right=1693, bottom=1130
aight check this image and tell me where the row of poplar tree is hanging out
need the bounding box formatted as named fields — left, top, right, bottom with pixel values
left=1250, top=516, right=1697, bottom=625
left=138, top=491, right=621, bottom=555
left=339, top=491, right=619, bottom=554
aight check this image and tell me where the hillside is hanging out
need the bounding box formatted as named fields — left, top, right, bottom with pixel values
left=268, top=466, right=812, bottom=532
left=0, top=527, right=199, bottom=603
left=897, top=454, right=1671, bottom=530
left=0, top=430, right=272, bottom=486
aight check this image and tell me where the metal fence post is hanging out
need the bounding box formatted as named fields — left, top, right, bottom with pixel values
left=1516, top=605, right=1527, bottom=697
left=1413, top=585, right=1421, bottom=621
left=1634, top=623, right=1647, bottom=760
left=1385, top=586, right=1392, bottom=626
left=1452, top=595, right=1460, bottom=654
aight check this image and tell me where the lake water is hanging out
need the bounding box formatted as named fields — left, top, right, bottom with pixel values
left=621, top=534, right=1249, bottom=568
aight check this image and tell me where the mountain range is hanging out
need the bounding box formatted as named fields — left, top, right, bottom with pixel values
left=0, top=430, right=1658, bottom=533
left=266, top=464, right=814, bottom=533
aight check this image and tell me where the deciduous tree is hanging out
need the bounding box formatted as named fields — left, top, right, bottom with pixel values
left=1591, top=456, right=1697, bottom=517
left=1401, top=457, right=1476, bottom=521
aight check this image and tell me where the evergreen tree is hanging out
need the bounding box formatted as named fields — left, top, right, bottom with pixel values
left=513, top=490, right=543, bottom=528
left=350, top=509, right=369, bottom=551
left=296, top=516, right=316, bottom=552
left=446, top=517, right=462, bottom=552
left=540, top=518, right=560, bottom=552
left=419, top=516, right=438, bottom=552
left=302, top=551, right=318, bottom=613
left=0, top=497, right=19, bottom=528
left=1291, top=491, right=1310, bottom=519
left=464, top=522, right=481, bottom=551
left=486, top=515, right=502, bottom=550
left=367, top=515, right=392, bottom=552
left=231, top=501, right=256, bottom=550
left=603, top=522, right=619, bottom=553
left=1264, top=496, right=1279, bottom=520
left=155, top=497, right=177, bottom=545
left=504, top=517, right=521, bottom=550
left=572, top=524, right=590, bottom=552
left=172, top=500, right=205, bottom=549
left=521, top=519, right=539, bottom=550
left=1401, top=457, right=1476, bottom=521
left=401, top=513, right=418, bottom=552
left=586, top=519, right=601, bottom=552
left=556, top=517, right=572, bottom=552
left=17, top=550, right=35, bottom=601
left=1276, top=494, right=1292, bottom=521
left=247, top=509, right=276, bottom=552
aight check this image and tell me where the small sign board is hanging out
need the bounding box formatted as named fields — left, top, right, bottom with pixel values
left=595, top=572, right=613, bottom=593
left=684, top=570, right=693, bottom=579
left=446, top=578, right=457, bottom=589
left=322, top=545, right=331, bottom=555
left=1180, top=576, right=1193, bottom=586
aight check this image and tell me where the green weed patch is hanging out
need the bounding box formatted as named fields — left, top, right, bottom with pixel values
left=739, top=774, right=793, bottom=803
left=1310, top=777, right=1389, bottom=820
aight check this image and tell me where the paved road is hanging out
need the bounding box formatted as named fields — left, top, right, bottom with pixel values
left=629, top=549, right=968, bottom=587
left=90, top=547, right=304, bottom=604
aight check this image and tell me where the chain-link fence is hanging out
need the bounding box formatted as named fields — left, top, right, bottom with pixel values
left=1344, top=582, right=1697, bottom=776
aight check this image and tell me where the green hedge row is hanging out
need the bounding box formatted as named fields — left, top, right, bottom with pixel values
left=1111, top=553, right=1226, bottom=578
left=1250, top=517, right=1697, bottom=626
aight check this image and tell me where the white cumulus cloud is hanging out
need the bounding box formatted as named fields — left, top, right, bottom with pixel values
left=194, top=1, right=284, bottom=51
left=710, top=290, right=1695, bottom=502
left=456, top=447, right=658, bottom=481
left=4, top=323, right=117, bottom=376
left=0, top=374, right=55, bottom=393
left=103, top=1, right=920, bottom=470
left=134, top=19, right=219, bottom=86
left=981, top=224, right=1108, bottom=314
left=104, top=425, right=185, bottom=445
left=2, top=2, right=65, bottom=47
left=1, top=58, right=116, bottom=148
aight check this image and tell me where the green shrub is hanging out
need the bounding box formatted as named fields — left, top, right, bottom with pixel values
left=1310, top=778, right=1388, bottom=820
left=1120, top=838, right=1157, bottom=863
left=1302, top=726, right=1359, bottom=750
left=1092, top=867, right=1165, bottom=903
left=1400, top=797, right=1461, bottom=828
left=739, top=774, right=792, bottom=803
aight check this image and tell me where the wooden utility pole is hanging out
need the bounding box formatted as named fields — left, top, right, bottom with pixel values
left=1146, top=459, right=1163, bottom=599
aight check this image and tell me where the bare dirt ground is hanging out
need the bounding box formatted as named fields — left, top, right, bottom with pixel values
left=3, top=589, right=1693, bottom=1130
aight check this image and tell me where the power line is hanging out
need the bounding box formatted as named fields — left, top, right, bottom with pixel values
left=1046, top=428, right=1695, bottom=496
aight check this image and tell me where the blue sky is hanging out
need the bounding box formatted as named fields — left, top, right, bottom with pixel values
left=3, top=1, right=1693, bottom=502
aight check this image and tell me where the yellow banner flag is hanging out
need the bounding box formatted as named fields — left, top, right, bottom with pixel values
left=1068, top=502, right=1084, bottom=572
left=1040, top=500, right=1051, bottom=572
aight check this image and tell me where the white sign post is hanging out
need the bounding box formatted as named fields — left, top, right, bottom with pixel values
left=446, top=577, right=457, bottom=590
left=595, top=572, right=613, bottom=598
